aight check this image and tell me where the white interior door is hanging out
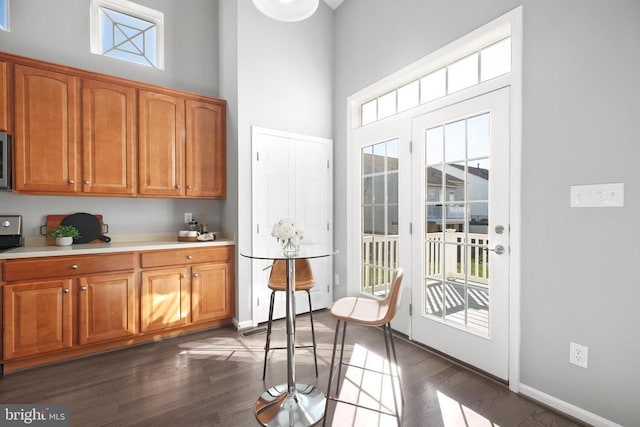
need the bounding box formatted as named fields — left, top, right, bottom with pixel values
left=411, top=88, right=510, bottom=380
left=251, top=127, right=333, bottom=325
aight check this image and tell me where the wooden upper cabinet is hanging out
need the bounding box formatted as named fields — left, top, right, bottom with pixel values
left=13, top=64, right=80, bottom=193
left=138, top=90, right=185, bottom=197
left=0, top=61, right=9, bottom=132
left=185, top=99, right=226, bottom=198
left=82, top=78, right=136, bottom=195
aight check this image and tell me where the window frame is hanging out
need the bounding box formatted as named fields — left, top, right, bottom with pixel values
left=90, top=0, right=165, bottom=69
left=0, top=0, right=9, bottom=32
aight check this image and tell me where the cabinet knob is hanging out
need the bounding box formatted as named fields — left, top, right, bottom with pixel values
left=187, top=185, right=193, bottom=189
left=68, top=179, right=75, bottom=184
left=176, top=185, right=182, bottom=189
left=71, top=264, right=78, bottom=269
left=80, top=286, right=88, bottom=291
left=181, top=274, right=187, bottom=279
left=187, top=255, right=193, bottom=260
left=84, top=180, right=90, bottom=185
left=193, top=273, right=199, bottom=278
left=63, top=288, right=70, bottom=293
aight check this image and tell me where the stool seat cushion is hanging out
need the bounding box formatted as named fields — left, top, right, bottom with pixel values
left=268, top=281, right=314, bottom=292
left=330, top=296, right=391, bottom=326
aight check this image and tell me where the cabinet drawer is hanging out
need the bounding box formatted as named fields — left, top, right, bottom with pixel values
left=141, top=246, right=233, bottom=268
left=3, top=253, right=136, bottom=282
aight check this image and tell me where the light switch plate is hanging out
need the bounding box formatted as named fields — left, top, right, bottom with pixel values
left=570, top=183, right=624, bottom=208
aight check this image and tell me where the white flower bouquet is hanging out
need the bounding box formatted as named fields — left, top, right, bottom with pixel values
left=271, top=218, right=304, bottom=254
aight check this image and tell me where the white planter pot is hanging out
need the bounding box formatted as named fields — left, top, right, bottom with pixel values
left=56, top=236, right=73, bottom=246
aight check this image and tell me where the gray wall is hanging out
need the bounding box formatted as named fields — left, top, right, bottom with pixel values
left=219, top=0, right=334, bottom=326
left=0, top=0, right=223, bottom=236
left=333, top=0, right=640, bottom=425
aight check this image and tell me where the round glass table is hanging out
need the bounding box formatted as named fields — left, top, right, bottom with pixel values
left=241, top=244, right=336, bottom=427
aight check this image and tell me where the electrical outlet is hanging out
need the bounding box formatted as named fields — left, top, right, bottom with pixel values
left=569, top=342, right=588, bottom=368
left=184, top=212, right=193, bottom=223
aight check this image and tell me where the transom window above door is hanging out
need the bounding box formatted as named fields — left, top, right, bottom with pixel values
left=360, top=37, right=511, bottom=127
left=90, top=0, right=164, bottom=69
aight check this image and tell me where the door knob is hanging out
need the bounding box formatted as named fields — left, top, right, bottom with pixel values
left=488, top=245, right=505, bottom=255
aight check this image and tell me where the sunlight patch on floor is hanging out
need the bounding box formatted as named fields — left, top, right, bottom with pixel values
left=437, top=390, right=500, bottom=426
left=331, top=343, right=401, bottom=426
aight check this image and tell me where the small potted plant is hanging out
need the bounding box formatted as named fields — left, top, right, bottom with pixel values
left=48, top=225, right=81, bottom=246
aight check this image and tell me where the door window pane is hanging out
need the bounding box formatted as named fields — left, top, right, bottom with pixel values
left=467, top=113, right=490, bottom=159
left=444, top=120, right=465, bottom=162
left=425, top=126, right=444, bottom=166
left=361, top=139, right=400, bottom=297
left=423, top=111, right=492, bottom=337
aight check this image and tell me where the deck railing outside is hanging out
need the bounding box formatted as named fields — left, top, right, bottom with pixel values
left=362, top=230, right=490, bottom=294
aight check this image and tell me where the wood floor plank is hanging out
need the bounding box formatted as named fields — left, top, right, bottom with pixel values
left=0, top=310, right=586, bottom=426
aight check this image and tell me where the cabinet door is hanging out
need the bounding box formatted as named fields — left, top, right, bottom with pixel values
left=13, top=65, right=80, bottom=193
left=0, top=61, right=9, bottom=132
left=78, top=272, right=136, bottom=345
left=191, top=263, right=234, bottom=323
left=185, top=99, right=226, bottom=198
left=140, top=267, right=189, bottom=332
left=3, top=279, right=73, bottom=360
left=138, top=90, right=185, bottom=197
left=82, top=78, right=136, bottom=195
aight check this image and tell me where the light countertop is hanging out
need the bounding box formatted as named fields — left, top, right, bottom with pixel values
left=0, top=233, right=236, bottom=260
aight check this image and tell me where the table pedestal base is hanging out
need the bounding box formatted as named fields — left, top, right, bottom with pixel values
left=255, top=383, right=326, bottom=427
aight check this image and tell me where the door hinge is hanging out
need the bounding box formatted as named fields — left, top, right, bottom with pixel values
left=409, top=141, right=413, bottom=154
left=409, top=303, right=412, bottom=316
left=409, top=222, right=413, bottom=234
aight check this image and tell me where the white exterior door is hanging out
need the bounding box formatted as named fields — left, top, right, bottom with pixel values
left=411, top=88, right=511, bottom=380
left=251, top=127, right=333, bottom=325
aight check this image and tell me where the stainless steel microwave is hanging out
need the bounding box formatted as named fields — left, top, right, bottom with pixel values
left=0, top=132, right=11, bottom=190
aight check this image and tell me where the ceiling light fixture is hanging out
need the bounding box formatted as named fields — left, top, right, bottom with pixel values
left=252, top=0, right=319, bottom=22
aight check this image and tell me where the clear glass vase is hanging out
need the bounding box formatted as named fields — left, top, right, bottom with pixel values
left=280, top=238, right=299, bottom=257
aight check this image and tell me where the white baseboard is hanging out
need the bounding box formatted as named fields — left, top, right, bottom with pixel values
left=519, top=383, right=621, bottom=427
left=233, top=318, right=254, bottom=331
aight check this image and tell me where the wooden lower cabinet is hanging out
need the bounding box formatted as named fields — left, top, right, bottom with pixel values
left=191, top=263, right=233, bottom=323
left=140, top=267, right=190, bottom=332
left=79, top=272, right=137, bottom=344
left=0, top=245, right=235, bottom=372
left=140, top=262, right=234, bottom=330
left=3, top=279, right=73, bottom=360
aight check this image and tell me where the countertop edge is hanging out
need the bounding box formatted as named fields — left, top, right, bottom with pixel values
left=0, top=236, right=236, bottom=260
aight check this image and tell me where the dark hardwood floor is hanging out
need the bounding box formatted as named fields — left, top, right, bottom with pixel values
left=0, top=310, right=585, bottom=426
